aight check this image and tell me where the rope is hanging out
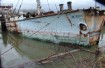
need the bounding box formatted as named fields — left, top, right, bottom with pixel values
left=55, top=4, right=58, bottom=12
left=12, top=0, right=20, bottom=15
left=0, top=12, right=62, bottom=55
left=17, top=0, right=24, bottom=15
left=1, top=47, right=13, bottom=55
left=47, top=0, right=51, bottom=11
left=0, top=9, right=79, bottom=55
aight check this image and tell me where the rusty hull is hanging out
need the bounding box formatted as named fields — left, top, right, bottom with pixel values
left=6, top=9, right=105, bottom=46
left=84, top=11, right=105, bottom=45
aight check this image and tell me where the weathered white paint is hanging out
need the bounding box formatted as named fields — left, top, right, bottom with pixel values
left=15, top=11, right=90, bottom=46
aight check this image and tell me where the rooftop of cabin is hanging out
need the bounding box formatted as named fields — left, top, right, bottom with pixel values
left=0, top=3, right=13, bottom=8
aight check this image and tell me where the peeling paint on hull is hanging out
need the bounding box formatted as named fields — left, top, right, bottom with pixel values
left=7, top=10, right=105, bottom=46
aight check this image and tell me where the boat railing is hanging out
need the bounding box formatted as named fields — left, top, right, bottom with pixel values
left=0, top=3, right=13, bottom=6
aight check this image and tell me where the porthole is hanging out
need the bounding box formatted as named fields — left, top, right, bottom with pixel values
left=79, top=23, right=87, bottom=31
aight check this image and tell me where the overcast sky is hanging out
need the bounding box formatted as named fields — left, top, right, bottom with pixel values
left=1, top=0, right=103, bottom=11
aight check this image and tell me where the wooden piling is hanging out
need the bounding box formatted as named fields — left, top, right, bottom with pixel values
left=0, top=13, right=7, bottom=31
left=0, top=51, right=2, bottom=68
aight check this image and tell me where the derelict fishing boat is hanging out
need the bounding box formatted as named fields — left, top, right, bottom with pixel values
left=6, top=0, right=105, bottom=46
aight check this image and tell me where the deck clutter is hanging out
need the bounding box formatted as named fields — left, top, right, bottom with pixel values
left=0, top=0, right=105, bottom=68
left=3, top=1, right=105, bottom=47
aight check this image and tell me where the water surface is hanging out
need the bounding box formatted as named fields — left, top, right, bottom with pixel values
left=0, top=30, right=100, bottom=68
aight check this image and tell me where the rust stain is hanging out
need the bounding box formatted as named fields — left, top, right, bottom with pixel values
left=65, top=14, right=72, bottom=26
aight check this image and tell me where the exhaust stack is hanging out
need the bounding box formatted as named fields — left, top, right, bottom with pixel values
left=67, top=1, right=72, bottom=10
left=59, top=4, right=64, bottom=12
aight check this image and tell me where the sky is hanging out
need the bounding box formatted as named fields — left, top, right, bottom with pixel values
left=1, top=0, right=104, bottom=11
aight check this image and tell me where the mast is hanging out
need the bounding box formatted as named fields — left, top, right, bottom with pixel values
left=36, top=0, right=41, bottom=15
left=0, top=0, right=1, bottom=5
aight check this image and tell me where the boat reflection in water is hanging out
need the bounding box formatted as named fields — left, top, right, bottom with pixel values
left=99, top=25, right=105, bottom=52
left=1, top=31, right=61, bottom=68
left=0, top=31, right=97, bottom=68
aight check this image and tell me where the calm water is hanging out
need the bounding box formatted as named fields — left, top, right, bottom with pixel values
left=0, top=29, right=103, bottom=68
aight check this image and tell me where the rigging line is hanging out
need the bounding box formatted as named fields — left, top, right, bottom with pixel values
left=12, top=0, right=20, bottom=15
left=1, top=47, right=13, bottom=55
left=0, top=15, right=61, bottom=56
left=29, top=12, right=62, bottom=33
left=28, top=23, right=50, bottom=37
left=0, top=24, right=50, bottom=55
left=29, top=15, right=60, bottom=37
left=1, top=20, right=79, bottom=57
left=47, top=0, right=51, bottom=11
left=0, top=33, right=21, bottom=56
left=22, top=11, right=76, bottom=39
left=1, top=11, right=64, bottom=56
left=18, top=14, right=60, bottom=42
left=0, top=39, right=24, bottom=56
left=55, top=4, right=58, bottom=12
left=17, top=0, right=24, bottom=15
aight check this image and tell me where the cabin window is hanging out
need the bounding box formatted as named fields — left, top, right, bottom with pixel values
left=79, top=23, right=87, bottom=31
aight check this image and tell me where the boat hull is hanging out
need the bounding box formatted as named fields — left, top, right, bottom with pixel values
left=14, top=11, right=90, bottom=46
left=7, top=10, right=103, bottom=46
